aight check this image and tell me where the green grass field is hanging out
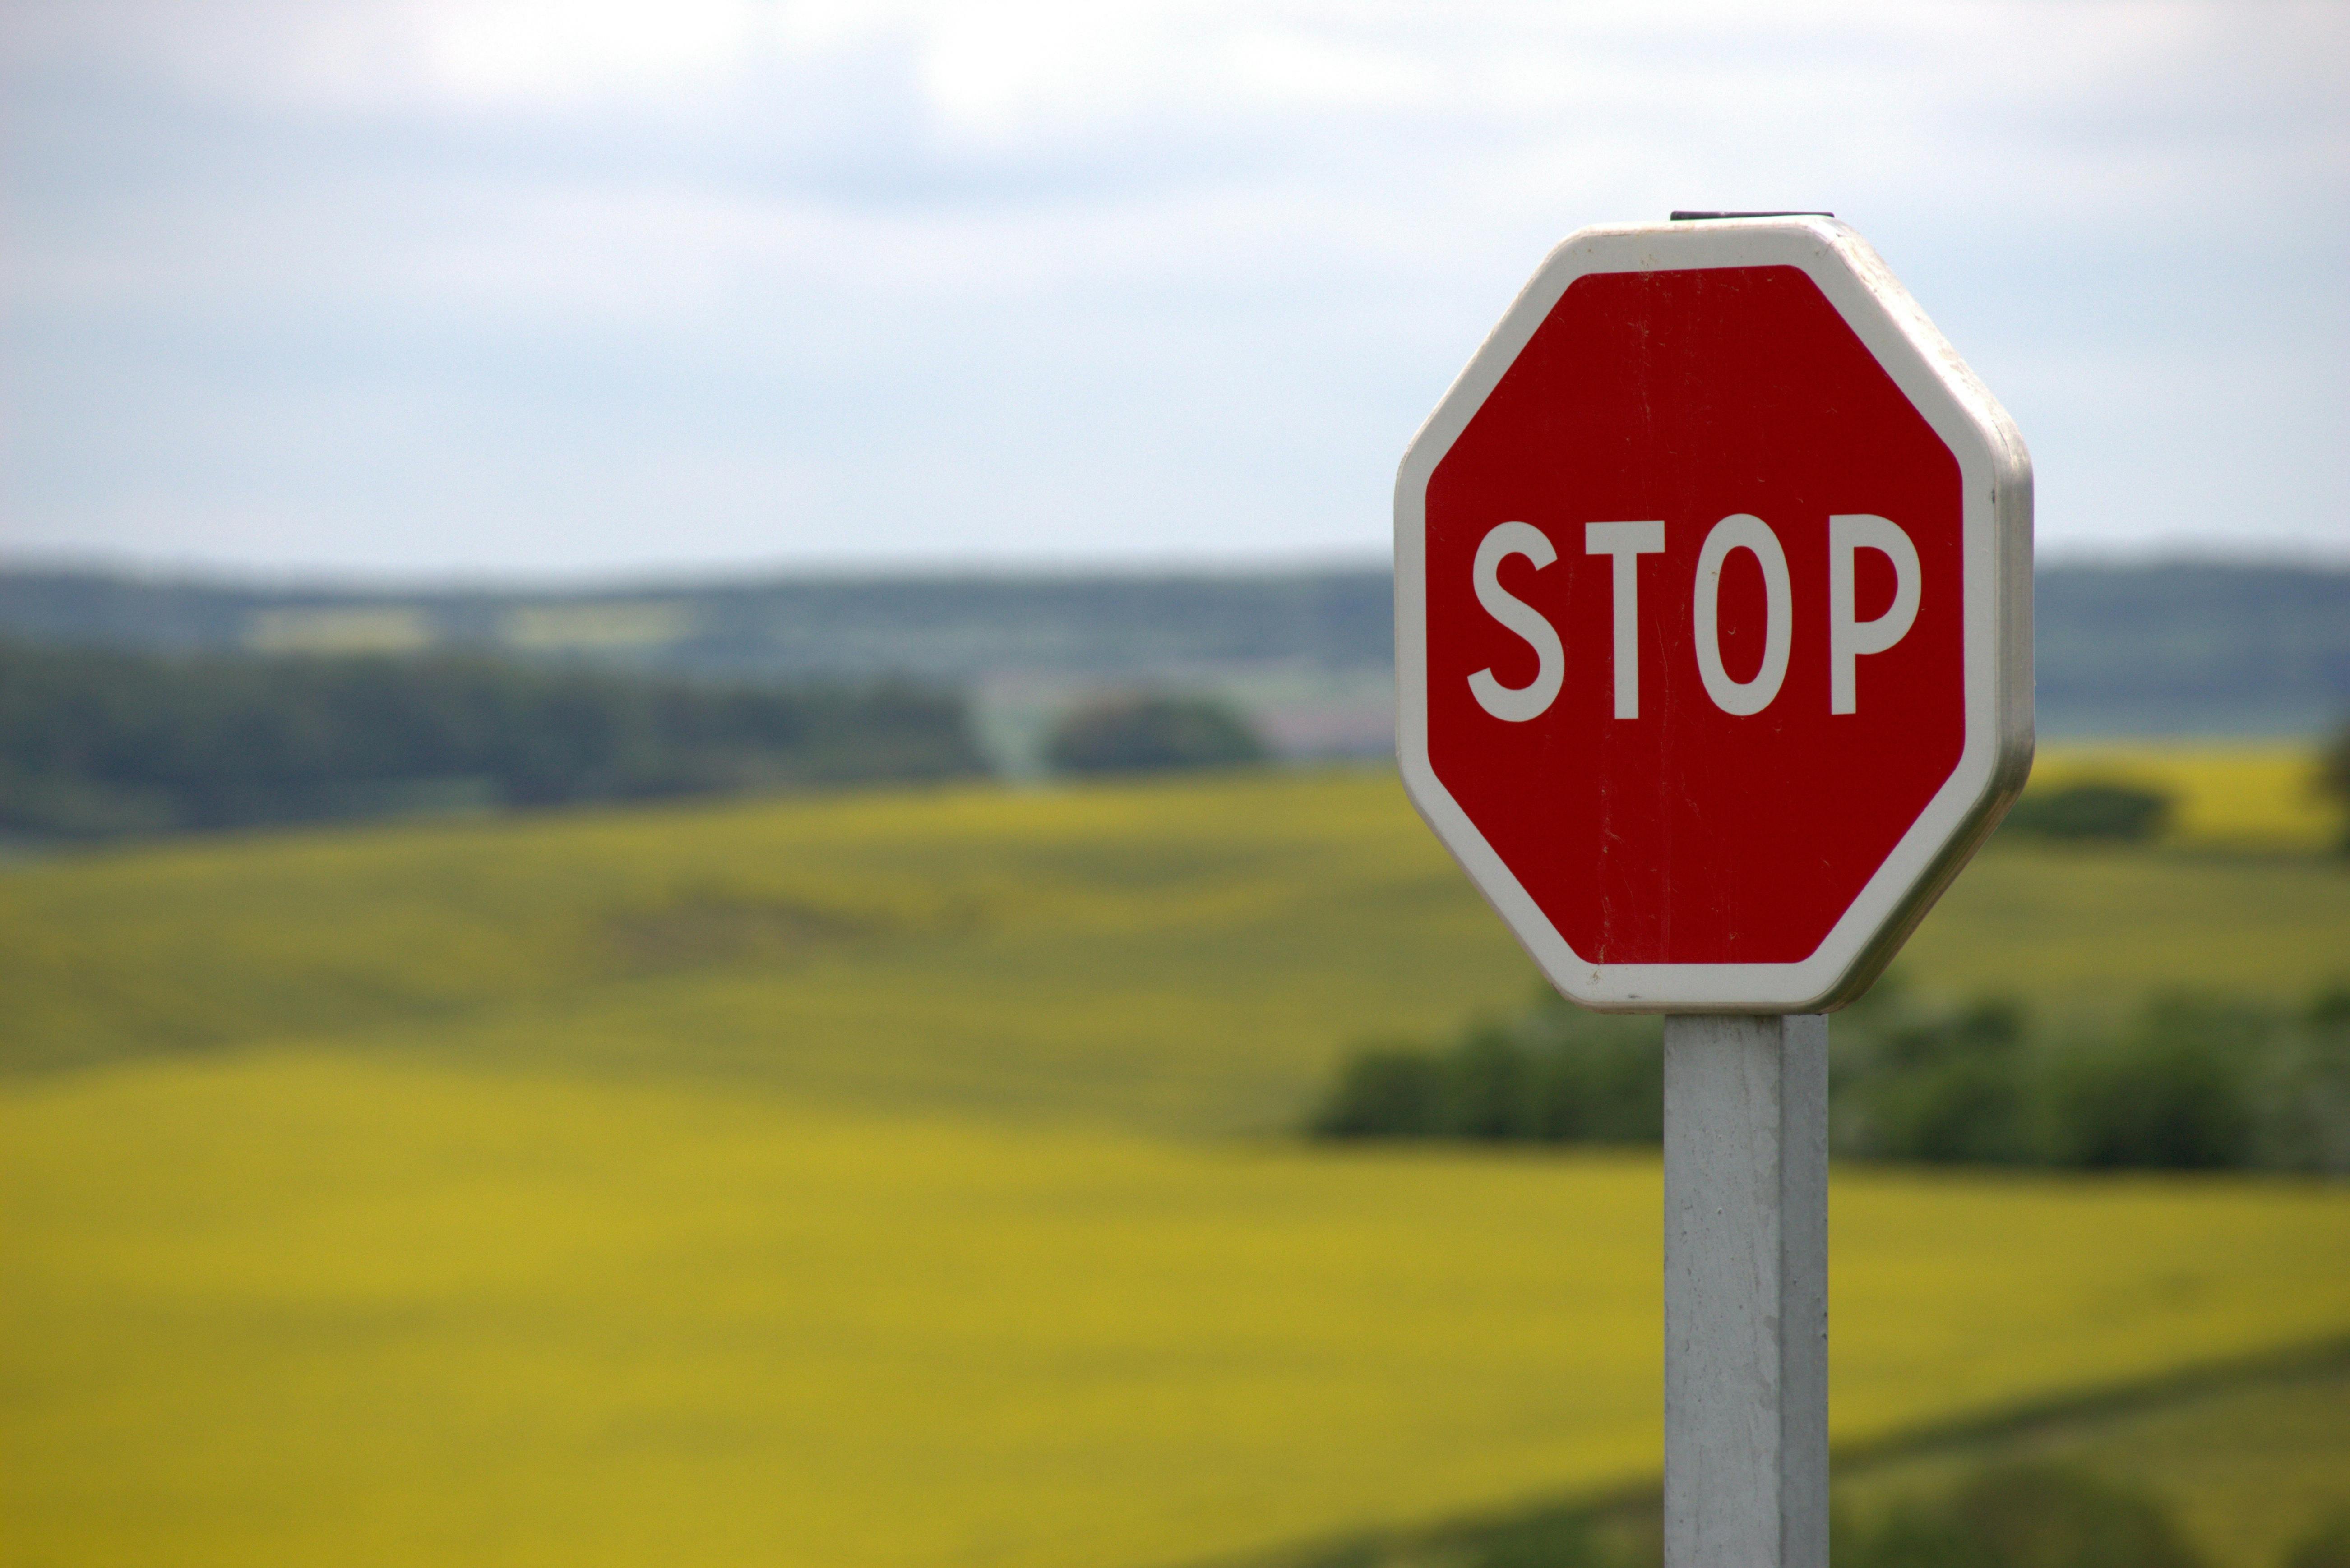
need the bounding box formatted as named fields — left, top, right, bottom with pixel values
left=1830, top=1353, right=2350, bottom=1568
left=1259, top=1345, right=2350, bottom=1568
left=4, top=764, right=2348, bottom=1567
left=9, top=767, right=2347, bottom=1125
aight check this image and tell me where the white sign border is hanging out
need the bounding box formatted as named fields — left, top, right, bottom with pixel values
left=1394, top=217, right=2034, bottom=1014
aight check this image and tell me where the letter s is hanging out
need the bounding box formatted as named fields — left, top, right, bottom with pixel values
left=1468, top=522, right=1564, bottom=722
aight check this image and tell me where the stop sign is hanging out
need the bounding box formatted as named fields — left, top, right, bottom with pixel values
left=1396, top=217, right=2032, bottom=1013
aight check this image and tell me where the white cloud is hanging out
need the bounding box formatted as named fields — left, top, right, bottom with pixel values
left=3, top=0, right=2345, bottom=574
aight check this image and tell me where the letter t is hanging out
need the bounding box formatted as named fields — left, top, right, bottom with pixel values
left=1585, top=521, right=1665, bottom=718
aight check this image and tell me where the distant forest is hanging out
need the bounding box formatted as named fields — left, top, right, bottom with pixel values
left=0, top=639, right=982, bottom=840
left=0, top=558, right=2345, bottom=738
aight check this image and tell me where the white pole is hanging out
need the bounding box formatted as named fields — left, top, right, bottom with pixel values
left=1662, top=1013, right=1829, bottom=1568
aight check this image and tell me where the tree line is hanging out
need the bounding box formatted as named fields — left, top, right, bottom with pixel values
left=8, top=562, right=2347, bottom=740
left=1309, top=976, right=2350, bottom=1174
left=0, top=637, right=985, bottom=840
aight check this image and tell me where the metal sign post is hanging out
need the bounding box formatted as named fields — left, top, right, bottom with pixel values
left=1663, top=1015, right=1828, bottom=1568
left=1392, top=215, right=2030, bottom=1568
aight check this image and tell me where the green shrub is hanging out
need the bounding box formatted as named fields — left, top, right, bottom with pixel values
left=2042, top=1000, right=2260, bottom=1170
left=1306, top=981, right=2350, bottom=1174
left=1841, top=1465, right=2204, bottom=1568
left=2252, top=992, right=2350, bottom=1173
left=2003, top=781, right=2173, bottom=841
left=0, top=637, right=982, bottom=838
left=1515, top=1002, right=1663, bottom=1144
left=1044, top=693, right=1266, bottom=775
left=1287, top=1507, right=1617, bottom=1568
left=2284, top=1507, right=2350, bottom=1568
left=2321, top=722, right=2350, bottom=853
left=1308, top=998, right=1661, bottom=1146
left=1457, top=1510, right=1613, bottom=1568
left=1309, top=1047, right=1446, bottom=1138
left=1838, top=999, right=2033, bottom=1164
left=1950, top=1464, right=2204, bottom=1568
left=1838, top=989, right=2315, bottom=1173
left=1850, top=1496, right=2001, bottom=1568
left=1443, top=1027, right=1534, bottom=1140
left=1860, top=1056, right=2034, bottom=1165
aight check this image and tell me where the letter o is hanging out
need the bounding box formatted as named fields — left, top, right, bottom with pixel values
left=1692, top=514, right=1792, bottom=717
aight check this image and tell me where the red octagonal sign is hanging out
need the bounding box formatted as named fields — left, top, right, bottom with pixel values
left=1397, top=217, right=2033, bottom=1013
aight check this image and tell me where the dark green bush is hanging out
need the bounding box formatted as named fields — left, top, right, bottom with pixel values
left=2042, top=1000, right=2261, bottom=1170
left=1310, top=980, right=2350, bottom=1173
left=1444, top=1027, right=1534, bottom=1140
left=1308, top=996, right=1660, bottom=1146
left=2285, top=1507, right=2350, bottom=1568
left=0, top=637, right=982, bottom=839
left=1310, top=1048, right=1447, bottom=1138
left=2322, top=721, right=2350, bottom=854
left=1044, top=693, right=1266, bottom=775
left=2002, top=781, right=2173, bottom=841
left=1290, top=1506, right=1617, bottom=1568
left=1841, top=1465, right=2204, bottom=1568
left=1838, top=999, right=2034, bottom=1164
left=1455, top=1510, right=1613, bottom=1568
left=2260, top=993, right=2350, bottom=1171
left=1948, top=1464, right=2204, bottom=1568
left=1859, top=1056, right=2034, bottom=1165
left=1847, top=1496, right=2003, bottom=1568
left=1515, top=1001, right=1663, bottom=1143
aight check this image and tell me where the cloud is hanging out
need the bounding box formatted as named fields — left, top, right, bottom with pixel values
left=3, top=0, right=2344, bottom=576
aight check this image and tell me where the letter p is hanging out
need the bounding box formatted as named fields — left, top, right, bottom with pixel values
left=1827, top=514, right=1920, bottom=715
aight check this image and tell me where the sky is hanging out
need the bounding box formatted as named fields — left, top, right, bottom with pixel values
left=4, top=0, right=2346, bottom=582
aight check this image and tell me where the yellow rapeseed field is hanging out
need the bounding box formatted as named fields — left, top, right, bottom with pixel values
left=4, top=763, right=2347, bottom=1566
left=7, top=768, right=2348, bottom=1125
left=2031, top=739, right=2343, bottom=852
left=6, top=1050, right=2349, bottom=1568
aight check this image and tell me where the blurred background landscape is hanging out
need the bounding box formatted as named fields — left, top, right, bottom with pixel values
left=5, top=3, right=2348, bottom=1567
left=4, top=556, right=2348, bottom=787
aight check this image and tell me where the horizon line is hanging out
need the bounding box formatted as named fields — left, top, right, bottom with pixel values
left=4, top=540, right=2347, bottom=598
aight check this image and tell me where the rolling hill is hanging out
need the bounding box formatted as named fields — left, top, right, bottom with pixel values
left=5, top=766, right=2348, bottom=1567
